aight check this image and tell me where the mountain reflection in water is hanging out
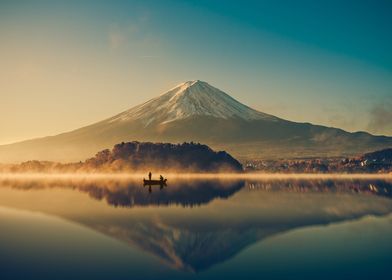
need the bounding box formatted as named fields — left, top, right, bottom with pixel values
left=0, top=177, right=392, bottom=275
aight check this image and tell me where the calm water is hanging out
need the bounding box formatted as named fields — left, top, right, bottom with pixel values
left=1, top=176, right=392, bottom=280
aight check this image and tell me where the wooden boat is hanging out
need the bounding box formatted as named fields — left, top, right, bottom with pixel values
left=143, top=178, right=167, bottom=186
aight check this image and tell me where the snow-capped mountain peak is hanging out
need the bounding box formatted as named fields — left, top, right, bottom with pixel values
left=108, top=80, right=277, bottom=126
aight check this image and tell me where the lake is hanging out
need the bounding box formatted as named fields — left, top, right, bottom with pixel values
left=0, top=175, right=392, bottom=280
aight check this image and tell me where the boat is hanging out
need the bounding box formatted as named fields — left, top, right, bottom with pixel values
left=143, top=178, right=167, bottom=186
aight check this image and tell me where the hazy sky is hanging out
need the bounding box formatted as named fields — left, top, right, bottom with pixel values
left=1, top=0, right=391, bottom=144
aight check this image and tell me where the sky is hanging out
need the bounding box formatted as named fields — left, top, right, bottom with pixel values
left=0, top=0, right=391, bottom=144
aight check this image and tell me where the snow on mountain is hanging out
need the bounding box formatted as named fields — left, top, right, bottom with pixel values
left=107, top=80, right=278, bottom=126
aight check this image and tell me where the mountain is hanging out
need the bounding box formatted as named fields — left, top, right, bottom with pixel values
left=109, top=80, right=278, bottom=125
left=0, top=80, right=391, bottom=162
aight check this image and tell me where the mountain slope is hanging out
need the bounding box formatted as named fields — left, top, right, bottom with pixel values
left=106, top=80, right=278, bottom=126
left=0, top=80, right=391, bottom=162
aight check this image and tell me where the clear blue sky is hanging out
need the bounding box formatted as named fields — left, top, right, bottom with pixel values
left=1, top=0, right=391, bottom=144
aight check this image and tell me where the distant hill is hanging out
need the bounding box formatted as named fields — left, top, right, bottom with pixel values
left=1, top=80, right=391, bottom=162
left=0, top=141, right=243, bottom=173
left=361, top=148, right=392, bottom=164
left=84, top=141, right=243, bottom=172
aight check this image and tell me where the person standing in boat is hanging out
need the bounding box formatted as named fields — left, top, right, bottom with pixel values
left=148, top=172, right=152, bottom=180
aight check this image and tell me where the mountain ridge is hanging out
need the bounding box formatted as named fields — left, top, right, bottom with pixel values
left=0, top=80, right=391, bottom=162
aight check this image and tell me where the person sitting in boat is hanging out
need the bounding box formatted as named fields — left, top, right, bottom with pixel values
left=159, top=175, right=164, bottom=182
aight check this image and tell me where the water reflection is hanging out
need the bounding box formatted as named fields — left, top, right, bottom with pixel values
left=246, top=179, right=392, bottom=198
left=0, top=178, right=245, bottom=207
left=1, top=178, right=392, bottom=207
left=0, top=177, right=392, bottom=274
left=85, top=179, right=244, bottom=207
